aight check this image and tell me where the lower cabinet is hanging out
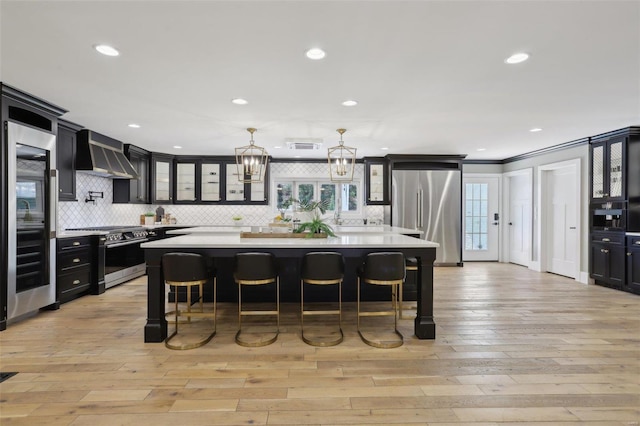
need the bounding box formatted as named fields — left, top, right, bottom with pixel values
left=626, top=235, right=640, bottom=294
left=57, top=236, right=93, bottom=303
left=590, top=232, right=625, bottom=290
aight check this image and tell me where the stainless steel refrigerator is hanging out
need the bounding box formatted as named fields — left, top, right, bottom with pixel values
left=391, top=169, right=462, bottom=265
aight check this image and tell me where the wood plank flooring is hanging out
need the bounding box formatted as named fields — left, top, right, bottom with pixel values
left=1, top=263, right=639, bottom=425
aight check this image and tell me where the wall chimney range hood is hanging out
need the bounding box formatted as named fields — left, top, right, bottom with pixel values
left=76, top=129, right=138, bottom=179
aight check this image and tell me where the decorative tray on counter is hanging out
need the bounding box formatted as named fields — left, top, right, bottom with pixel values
left=240, top=232, right=328, bottom=239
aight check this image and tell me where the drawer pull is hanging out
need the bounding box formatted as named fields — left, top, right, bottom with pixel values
left=72, top=241, right=81, bottom=246
left=601, top=238, right=610, bottom=242
left=72, top=279, right=81, bottom=285
left=635, top=241, right=640, bottom=246
left=72, top=258, right=81, bottom=263
left=628, top=252, right=632, bottom=256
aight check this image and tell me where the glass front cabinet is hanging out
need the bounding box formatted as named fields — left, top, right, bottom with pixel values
left=151, top=154, right=174, bottom=204
left=365, top=158, right=389, bottom=205
left=590, top=135, right=626, bottom=202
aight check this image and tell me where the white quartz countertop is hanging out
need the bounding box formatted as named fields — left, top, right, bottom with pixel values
left=166, top=225, right=423, bottom=235
left=627, top=232, right=640, bottom=237
left=142, top=233, right=439, bottom=249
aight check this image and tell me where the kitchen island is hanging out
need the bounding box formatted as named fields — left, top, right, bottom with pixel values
left=142, top=233, right=438, bottom=342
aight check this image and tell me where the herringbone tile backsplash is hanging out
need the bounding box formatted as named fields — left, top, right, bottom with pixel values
left=59, top=163, right=384, bottom=229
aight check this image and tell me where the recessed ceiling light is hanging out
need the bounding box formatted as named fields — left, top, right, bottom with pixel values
left=294, top=155, right=301, bottom=158
left=530, top=128, right=542, bottom=132
left=476, top=148, right=486, bottom=152
left=128, top=123, right=141, bottom=128
left=94, top=44, right=120, bottom=57
left=173, top=145, right=182, bottom=149
left=380, top=147, right=389, bottom=151
left=305, top=48, right=326, bottom=60
left=342, top=100, right=358, bottom=107
left=273, top=146, right=282, bottom=149
left=231, top=98, right=248, bottom=105
left=505, top=52, right=529, bottom=64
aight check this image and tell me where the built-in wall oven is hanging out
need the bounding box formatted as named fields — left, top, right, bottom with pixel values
left=67, top=226, right=149, bottom=288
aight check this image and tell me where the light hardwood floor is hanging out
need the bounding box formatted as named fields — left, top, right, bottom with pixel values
left=1, top=263, right=639, bottom=425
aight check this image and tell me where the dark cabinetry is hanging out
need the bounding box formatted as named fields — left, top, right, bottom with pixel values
left=589, top=231, right=625, bottom=289
left=626, top=235, right=640, bottom=294
left=113, top=145, right=150, bottom=204
left=57, top=119, right=82, bottom=201
left=590, top=135, right=625, bottom=202
left=151, top=153, right=174, bottom=203
left=364, top=158, right=389, bottom=205
left=57, top=236, right=92, bottom=303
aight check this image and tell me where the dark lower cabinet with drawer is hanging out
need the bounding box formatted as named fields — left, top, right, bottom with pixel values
left=589, top=231, right=625, bottom=290
left=626, top=235, right=640, bottom=295
left=57, top=236, right=93, bottom=303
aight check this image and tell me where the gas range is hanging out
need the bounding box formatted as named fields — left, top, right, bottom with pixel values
left=66, top=226, right=149, bottom=246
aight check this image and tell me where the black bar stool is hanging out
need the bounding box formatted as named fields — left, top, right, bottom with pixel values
left=234, top=252, right=279, bottom=347
left=357, top=252, right=405, bottom=348
left=162, top=253, right=216, bottom=350
left=300, top=252, right=345, bottom=346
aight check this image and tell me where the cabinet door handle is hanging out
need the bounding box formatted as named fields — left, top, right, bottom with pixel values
left=59, top=188, right=63, bottom=192
left=628, top=252, right=632, bottom=256
left=635, top=241, right=640, bottom=245
left=72, top=258, right=81, bottom=263
left=569, top=227, right=576, bottom=230
left=601, top=249, right=609, bottom=253
left=601, top=238, right=611, bottom=242
left=72, top=279, right=80, bottom=285
left=72, top=241, right=81, bottom=246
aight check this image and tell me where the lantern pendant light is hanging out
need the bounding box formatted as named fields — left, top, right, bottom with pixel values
left=328, top=128, right=356, bottom=182
left=235, top=127, right=268, bottom=183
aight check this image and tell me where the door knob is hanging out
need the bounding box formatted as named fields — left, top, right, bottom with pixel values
left=492, top=222, right=499, bottom=226
left=509, top=222, right=513, bottom=226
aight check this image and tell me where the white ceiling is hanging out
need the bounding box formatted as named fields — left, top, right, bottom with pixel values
left=1, top=1, right=638, bottom=160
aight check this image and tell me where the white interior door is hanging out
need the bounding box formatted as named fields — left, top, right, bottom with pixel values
left=544, top=162, right=579, bottom=278
left=463, top=176, right=500, bottom=261
left=507, top=173, right=532, bottom=267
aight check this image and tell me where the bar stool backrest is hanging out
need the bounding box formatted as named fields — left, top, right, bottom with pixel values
left=234, top=252, right=277, bottom=281
left=301, top=252, right=345, bottom=281
left=362, top=252, right=406, bottom=282
left=162, top=253, right=209, bottom=282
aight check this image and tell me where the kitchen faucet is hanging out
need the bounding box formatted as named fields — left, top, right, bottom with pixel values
left=334, top=210, right=342, bottom=225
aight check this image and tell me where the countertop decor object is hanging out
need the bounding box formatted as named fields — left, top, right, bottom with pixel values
left=292, top=199, right=336, bottom=237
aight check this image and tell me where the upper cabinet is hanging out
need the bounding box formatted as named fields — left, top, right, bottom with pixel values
left=57, top=119, right=82, bottom=201
left=151, top=153, right=174, bottom=204
left=365, top=158, right=389, bottom=205
left=113, top=145, right=150, bottom=204
left=590, top=135, right=626, bottom=202
left=223, top=161, right=268, bottom=204
left=163, top=158, right=266, bottom=204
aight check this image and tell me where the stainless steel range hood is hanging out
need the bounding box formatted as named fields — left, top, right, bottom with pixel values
left=76, top=129, right=138, bottom=179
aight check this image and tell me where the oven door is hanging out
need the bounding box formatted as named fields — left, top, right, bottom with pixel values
left=104, top=238, right=148, bottom=288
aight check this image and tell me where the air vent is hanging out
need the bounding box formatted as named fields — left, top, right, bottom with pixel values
left=284, top=138, right=323, bottom=150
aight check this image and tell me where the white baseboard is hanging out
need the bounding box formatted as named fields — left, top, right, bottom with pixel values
left=578, top=271, right=589, bottom=284
left=529, top=261, right=541, bottom=272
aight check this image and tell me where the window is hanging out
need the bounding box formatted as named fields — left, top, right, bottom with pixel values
left=275, top=179, right=361, bottom=217
left=465, top=183, right=488, bottom=250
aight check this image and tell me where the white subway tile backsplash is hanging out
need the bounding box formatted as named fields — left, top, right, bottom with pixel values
left=58, top=164, right=384, bottom=230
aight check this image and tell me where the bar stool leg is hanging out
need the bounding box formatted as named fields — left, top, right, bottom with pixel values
left=357, top=278, right=403, bottom=349
left=301, top=279, right=343, bottom=347
left=235, top=279, right=279, bottom=347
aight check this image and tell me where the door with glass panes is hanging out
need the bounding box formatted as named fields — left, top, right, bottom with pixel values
left=463, top=176, right=500, bottom=261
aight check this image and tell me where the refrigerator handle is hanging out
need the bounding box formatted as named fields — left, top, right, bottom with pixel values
left=417, top=190, right=423, bottom=228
